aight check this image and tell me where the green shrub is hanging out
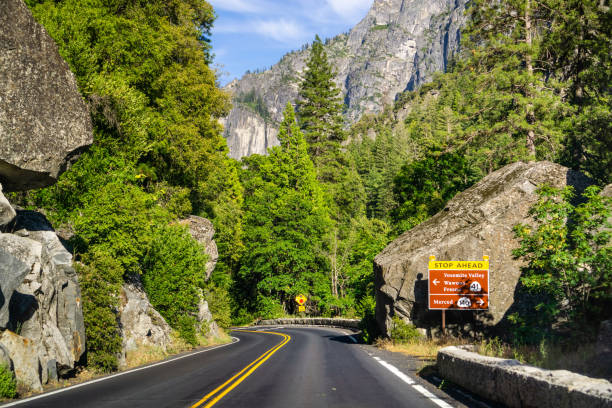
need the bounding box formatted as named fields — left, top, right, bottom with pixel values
left=204, top=287, right=232, bottom=329
left=357, top=296, right=380, bottom=344
left=390, top=316, right=423, bottom=344
left=513, top=185, right=611, bottom=334
left=0, top=364, right=16, bottom=399
left=76, top=251, right=123, bottom=372
left=142, top=225, right=208, bottom=345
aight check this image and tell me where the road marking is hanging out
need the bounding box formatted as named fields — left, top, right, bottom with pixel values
left=0, top=338, right=241, bottom=407
left=341, top=330, right=358, bottom=343
left=190, top=330, right=290, bottom=408
left=373, top=357, right=453, bottom=408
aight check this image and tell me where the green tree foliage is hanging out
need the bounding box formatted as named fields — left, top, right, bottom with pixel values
left=142, top=225, right=209, bottom=345
left=513, top=185, right=611, bottom=330
left=20, top=0, right=240, bottom=370
left=297, top=35, right=345, bottom=162
left=236, top=104, right=332, bottom=317
left=392, top=150, right=479, bottom=233
left=76, top=250, right=124, bottom=372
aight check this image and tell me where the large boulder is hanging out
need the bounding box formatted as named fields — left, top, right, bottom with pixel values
left=4, top=210, right=85, bottom=381
left=374, top=161, right=592, bottom=336
left=181, top=216, right=218, bottom=280
left=0, top=184, right=16, bottom=227
left=0, top=331, right=42, bottom=392
left=0, top=0, right=93, bottom=191
left=197, top=296, right=220, bottom=338
left=119, top=281, right=172, bottom=355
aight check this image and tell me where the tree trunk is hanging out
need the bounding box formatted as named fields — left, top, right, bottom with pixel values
left=525, top=0, right=536, bottom=159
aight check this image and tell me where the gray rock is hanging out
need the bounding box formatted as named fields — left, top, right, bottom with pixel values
left=0, top=0, right=93, bottom=191
left=0, top=184, right=16, bottom=226
left=257, top=318, right=360, bottom=329
left=0, top=234, right=35, bottom=328
left=119, top=281, right=171, bottom=355
left=437, top=346, right=612, bottom=408
left=181, top=216, right=218, bottom=280
left=46, top=358, right=57, bottom=383
left=197, top=297, right=219, bottom=338
left=223, top=0, right=467, bottom=159
left=0, top=330, right=42, bottom=392
left=0, top=343, right=13, bottom=371
left=373, top=161, right=592, bottom=336
left=7, top=210, right=85, bottom=380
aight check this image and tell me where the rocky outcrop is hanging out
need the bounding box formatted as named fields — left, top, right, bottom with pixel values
left=373, top=161, right=592, bottom=337
left=0, top=331, right=43, bottom=392
left=119, top=282, right=172, bottom=355
left=197, top=297, right=220, bottom=338
left=437, top=346, right=612, bottom=408
left=181, top=216, right=218, bottom=280
left=223, top=0, right=467, bottom=159
left=0, top=184, right=16, bottom=226
left=2, top=211, right=86, bottom=382
left=0, top=0, right=93, bottom=191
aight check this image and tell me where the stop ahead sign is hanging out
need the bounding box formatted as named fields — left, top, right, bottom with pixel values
left=428, top=255, right=489, bottom=310
left=295, top=294, right=307, bottom=306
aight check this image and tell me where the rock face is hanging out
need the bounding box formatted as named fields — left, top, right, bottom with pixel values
left=197, top=297, right=220, bottom=338
left=0, top=0, right=93, bottom=191
left=0, top=331, right=43, bottom=392
left=0, top=210, right=86, bottom=385
left=0, top=184, right=16, bottom=226
left=119, top=281, right=172, bottom=355
left=182, top=216, right=218, bottom=280
left=373, top=161, right=592, bottom=337
left=223, top=0, right=467, bottom=159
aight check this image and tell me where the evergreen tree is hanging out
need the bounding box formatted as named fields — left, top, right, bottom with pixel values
left=297, top=35, right=346, bottom=164
left=237, top=104, right=332, bottom=317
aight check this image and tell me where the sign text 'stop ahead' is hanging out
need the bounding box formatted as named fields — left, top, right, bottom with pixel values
left=429, top=259, right=489, bottom=270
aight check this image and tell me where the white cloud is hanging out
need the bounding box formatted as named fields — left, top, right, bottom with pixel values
left=209, top=0, right=264, bottom=13
left=253, top=19, right=307, bottom=42
left=215, top=18, right=307, bottom=44
left=326, top=0, right=372, bottom=21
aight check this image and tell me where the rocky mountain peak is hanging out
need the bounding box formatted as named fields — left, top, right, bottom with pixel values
left=222, top=0, right=467, bottom=159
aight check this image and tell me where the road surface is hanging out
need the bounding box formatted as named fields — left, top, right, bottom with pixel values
left=3, top=327, right=460, bottom=408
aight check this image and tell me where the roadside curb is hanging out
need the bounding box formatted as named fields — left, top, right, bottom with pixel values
left=437, top=346, right=612, bottom=408
left=256, top=318, right=360, bottom=329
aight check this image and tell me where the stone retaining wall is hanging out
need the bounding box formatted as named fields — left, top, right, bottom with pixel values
left=256, top=318, right=360, bottom=329
left=437, top=346, right=612, bottom=408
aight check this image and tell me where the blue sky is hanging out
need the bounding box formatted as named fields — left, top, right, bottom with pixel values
left=208, top=0, right=373, bottom=85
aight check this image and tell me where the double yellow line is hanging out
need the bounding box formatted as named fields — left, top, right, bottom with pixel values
left=190, top=330, right=291, bottom=408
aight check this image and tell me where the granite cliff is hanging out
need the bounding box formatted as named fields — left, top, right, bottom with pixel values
left=222, top=0, right=467, bottom=159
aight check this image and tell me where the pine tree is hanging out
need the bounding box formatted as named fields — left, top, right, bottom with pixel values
left=297, top=35, right=346, bottom=175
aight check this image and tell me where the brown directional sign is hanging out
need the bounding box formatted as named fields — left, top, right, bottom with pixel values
left=428, top=256, right=489, bottom=310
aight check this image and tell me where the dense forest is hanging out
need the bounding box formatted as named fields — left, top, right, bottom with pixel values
left=13, top=0, right=610, bottom=373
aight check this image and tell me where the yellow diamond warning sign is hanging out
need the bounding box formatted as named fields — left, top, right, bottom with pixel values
left=295, top=294, right=307, bottom=306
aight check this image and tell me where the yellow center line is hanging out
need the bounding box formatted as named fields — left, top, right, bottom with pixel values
left=190, top=330, right=290, bottom=408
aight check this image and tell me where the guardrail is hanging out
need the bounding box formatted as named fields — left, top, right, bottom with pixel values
left=437, top=346, right=612, bottom=408
left=256, top=318, right=360, bottom=329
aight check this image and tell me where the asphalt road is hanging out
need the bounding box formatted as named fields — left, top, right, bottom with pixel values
left=3, top=327, right=460, bottom=408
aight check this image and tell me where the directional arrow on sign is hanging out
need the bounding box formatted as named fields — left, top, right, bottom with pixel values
left=433, top=279, right=440, bottom=285
left=477, top=299, right=485, bottom=306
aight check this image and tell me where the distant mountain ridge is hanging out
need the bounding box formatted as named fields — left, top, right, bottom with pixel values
left=221, top=0, right=468, bottom=159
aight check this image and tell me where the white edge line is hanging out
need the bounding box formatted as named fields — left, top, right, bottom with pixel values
left=375, top=358, right=454, bottom=408
left=412, top=384, right=454, bottom=408
left=376, top=359, right=415, bottom=385
left=1, top=337, right=240, bottom=407
left=341, top=330, right=358, bottom=343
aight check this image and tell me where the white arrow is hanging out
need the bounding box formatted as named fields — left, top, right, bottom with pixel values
left=477, top=299, right=485, bottom=306
left=433, top=279, right=440, bottom=285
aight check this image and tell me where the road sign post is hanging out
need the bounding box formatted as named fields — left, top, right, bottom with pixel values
left=295, top=294, right=307, bottom=314
left=428, top=255, right=489, bottom=334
